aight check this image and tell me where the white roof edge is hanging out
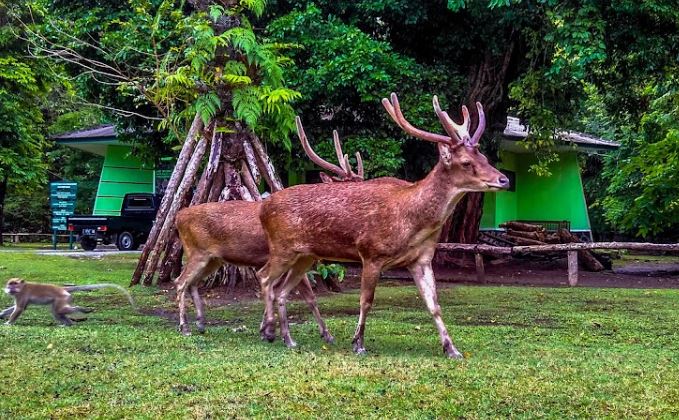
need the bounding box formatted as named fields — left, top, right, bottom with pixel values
left=503, top=116, right=620, bottom=148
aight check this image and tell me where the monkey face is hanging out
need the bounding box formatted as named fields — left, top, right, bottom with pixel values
left=4, top=278, right=25, bottom=295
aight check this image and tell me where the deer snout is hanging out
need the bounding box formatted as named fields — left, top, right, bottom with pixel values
left=498, top=174, right=510, bottom=189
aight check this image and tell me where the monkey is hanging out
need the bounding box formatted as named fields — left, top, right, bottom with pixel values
left=1, top=278, right=135, bottom=326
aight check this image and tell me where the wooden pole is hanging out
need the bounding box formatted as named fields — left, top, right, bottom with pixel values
left=130, top=114, right=203, bottom=286
left=474, top=253, right=485, bottom=283
left=142, top=135, right=209, bottom=285
left=567, top=250, right=578, bottom=286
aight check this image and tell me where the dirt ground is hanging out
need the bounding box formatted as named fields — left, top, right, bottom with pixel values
left=189, top=253, right=679, bottom=308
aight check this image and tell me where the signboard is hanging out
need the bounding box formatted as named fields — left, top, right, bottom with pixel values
left=50, top=182, right=78, bottom=231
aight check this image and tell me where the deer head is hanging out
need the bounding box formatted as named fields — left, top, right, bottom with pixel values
left=382, top=93, right=509, bottom=192
left=295, top=116, right=364, bottom=183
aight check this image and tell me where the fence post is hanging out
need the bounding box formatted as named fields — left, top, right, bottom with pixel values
left=475, top=253, right=486, bottom=283
left=567, top=250, right=578, bottom=286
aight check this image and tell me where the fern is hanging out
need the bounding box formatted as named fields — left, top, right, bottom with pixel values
left=196, top=92, right=221, bottom=125
left=232, top=86, right=262, bottom=129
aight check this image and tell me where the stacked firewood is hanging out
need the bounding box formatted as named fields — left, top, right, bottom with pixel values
left=494, top=221, right=605, bottom=272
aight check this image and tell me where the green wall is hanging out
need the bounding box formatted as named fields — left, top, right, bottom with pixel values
left=93, top=145, right=154, bottom=215
left=481, top=150, right=591, bottom=231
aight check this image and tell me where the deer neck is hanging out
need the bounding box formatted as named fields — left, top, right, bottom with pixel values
left=406, top=162, right=466, bottom=228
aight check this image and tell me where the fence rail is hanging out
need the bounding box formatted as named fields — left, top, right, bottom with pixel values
left=436, top=242, right=679, bottom=286
left=1, top=233, right=72, bottom=243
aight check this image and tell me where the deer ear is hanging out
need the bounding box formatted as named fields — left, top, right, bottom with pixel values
left=438, top=143, right=454, bottom=166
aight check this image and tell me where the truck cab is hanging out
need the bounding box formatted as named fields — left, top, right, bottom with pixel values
left=67, top=193, right=160, bottom=251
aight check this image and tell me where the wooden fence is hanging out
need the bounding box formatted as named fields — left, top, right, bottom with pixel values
left=436, top=242, right=679, bottom=286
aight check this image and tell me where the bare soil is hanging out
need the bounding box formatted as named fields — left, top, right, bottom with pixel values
left=173, top=254, right=679, bottom=308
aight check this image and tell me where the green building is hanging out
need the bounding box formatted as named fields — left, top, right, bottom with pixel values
left=480, top=117, right=619, bottom=239
left=54, top=125, right=157, bottom=216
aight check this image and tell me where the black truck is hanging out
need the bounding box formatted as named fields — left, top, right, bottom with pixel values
left=67, top=193, right=160, bottom=251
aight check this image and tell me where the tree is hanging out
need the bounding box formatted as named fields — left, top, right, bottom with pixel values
left=0, top=1, right=55, bottom=244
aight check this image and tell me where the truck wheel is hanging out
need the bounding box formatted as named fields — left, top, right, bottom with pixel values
left=117, top=232, right=136, bottom=251
left=80, top=236, right=97, bottom=251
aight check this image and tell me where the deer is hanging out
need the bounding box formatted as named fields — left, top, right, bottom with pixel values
left=173, top=119, right=370, bottom=347
left=257, top=93, right=510, bottom=358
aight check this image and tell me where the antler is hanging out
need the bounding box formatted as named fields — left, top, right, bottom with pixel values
left=295, top=116, right=364, bottom=182
left=384, top=92, right=487, bottom=147
left=381, top=93, right=453, bottom=145
left=432, top=96, right=485, bottom=147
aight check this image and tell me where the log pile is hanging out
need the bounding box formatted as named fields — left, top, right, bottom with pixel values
left=490, top=221, right=605, bottom=271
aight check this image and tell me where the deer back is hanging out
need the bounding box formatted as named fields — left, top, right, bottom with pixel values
left=176, top=201, right=270, bottom=267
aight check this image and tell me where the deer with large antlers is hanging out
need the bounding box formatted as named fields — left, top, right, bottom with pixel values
left=257, top=93, right=509, bottom=358
left=173, top=121, right=369, bottom=347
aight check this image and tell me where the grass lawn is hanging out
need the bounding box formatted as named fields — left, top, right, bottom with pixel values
left=1, top=249, right=678, bottom=418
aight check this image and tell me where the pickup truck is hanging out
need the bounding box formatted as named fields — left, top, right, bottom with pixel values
left=67, top=193, right=160, bottom=251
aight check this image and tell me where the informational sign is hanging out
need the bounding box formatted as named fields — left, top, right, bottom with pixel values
left=50, top=182, right=78, bottom=231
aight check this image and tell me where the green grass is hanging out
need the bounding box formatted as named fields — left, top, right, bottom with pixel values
left=1, top=250, right=679, bottom=418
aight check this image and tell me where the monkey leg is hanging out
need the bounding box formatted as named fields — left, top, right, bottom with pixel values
left=0, top=305, right=15, bottom=319
left=53, top=304, right=85, bottom=326
left=5, top=304, right=26, bottom=325
left=74, top=306, right=93, bottom=313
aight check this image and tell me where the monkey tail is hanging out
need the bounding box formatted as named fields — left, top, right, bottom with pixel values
left=63, top=284, right=136, bottom=308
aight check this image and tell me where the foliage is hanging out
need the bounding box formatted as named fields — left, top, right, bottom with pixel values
left=28, top=0, right=301, bottom=158
left=599, top=75, right=679, bottom=238
left=0, top=1, right=55, bottom=191
left=2, top=250, right=679, bottom=417
left=309, top=262, right=346, bottom=283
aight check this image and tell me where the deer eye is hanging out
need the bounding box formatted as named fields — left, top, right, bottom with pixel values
left=461, top=160, right=472, bottom=167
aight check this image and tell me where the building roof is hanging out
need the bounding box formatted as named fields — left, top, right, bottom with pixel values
left=502, top=116, right=620, bottom=153
left=52, top=125, right=121, bottom=156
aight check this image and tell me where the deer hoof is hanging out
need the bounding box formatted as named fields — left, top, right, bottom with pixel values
left=322, top=333, right=335, bottom=344
left=179, top=325, right=191, bottom=336
left=443, top=344, right=463, bottom=359
left=284, top=338, right=297, bottom=349
left=196, top=323, right=206, bottom=334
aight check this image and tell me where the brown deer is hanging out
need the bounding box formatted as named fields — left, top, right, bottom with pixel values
left=173, top=119, right=366, bottom=347
left=257, top=93, right=509, bottom=358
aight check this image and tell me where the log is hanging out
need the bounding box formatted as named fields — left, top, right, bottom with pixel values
left=242, top=138, right=261, bottom=184
left=556, top=229, right=605, bottom=272
left=142, top=134, right=209, bottom=285
left=567, top=250, right=578, bottom=286
left=436, top=242, right=679, bottom=255
left=192, top=129, right=224, bottom=205
left=240, top=159, right=262, bottom=201
left=505, top=234, right=545, bottom=246
left=131, top=113, right=203, bottom=286
left=248, top=134, right=284, bottom=192
left=507, top=229, right=545, bottom=242
left=500, top=221, right=545, bottom=232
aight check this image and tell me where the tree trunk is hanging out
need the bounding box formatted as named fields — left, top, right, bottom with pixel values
left=437, top=39, right=517, bottom=250
left=0, top=174, right=7, bottom=246
left=131, top=114, right=203, bottom=286
left=142, top=132, right=209, bottom=285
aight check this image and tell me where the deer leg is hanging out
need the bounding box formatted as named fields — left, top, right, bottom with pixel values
left=408, top=262, right=462, bottom=359
left=189, top=260, right=220, bottom=334
left=174, top=256, right=211, bottom=336
left=352, top=262, right=382, bottom=355
left=257, top=255, right=296, bottom=343
left=296, top=275, right=334, bottom=344
left=276, top=257, right=315, bottom=348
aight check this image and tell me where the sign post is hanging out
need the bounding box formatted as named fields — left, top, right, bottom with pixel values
left=49, top=182, right=78, bottom=250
